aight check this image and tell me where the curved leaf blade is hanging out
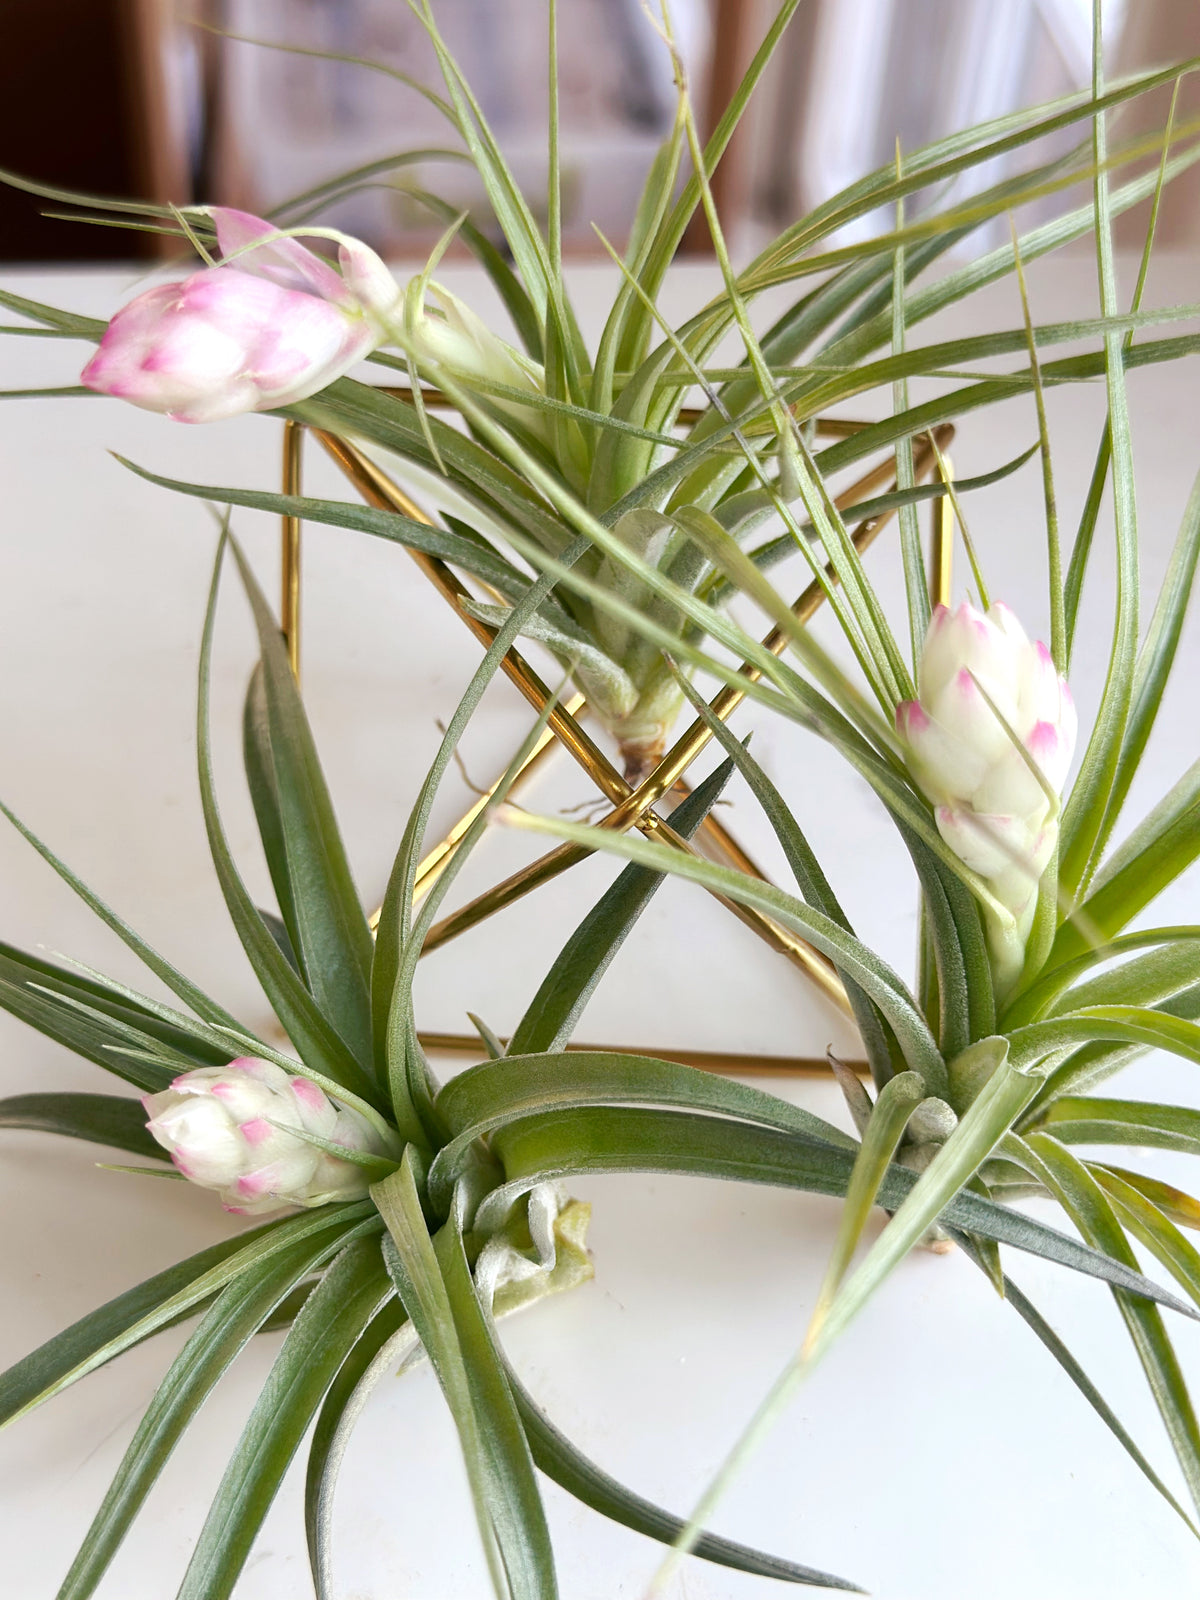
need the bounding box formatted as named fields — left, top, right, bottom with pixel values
left=434, top=1199, right=558, bottom=1600
left=510, top=1365, right=862, bottom=1590
left=429, top=1048, right=855, bottom=1212
left=806, top=1072, right=925, bottom=1344
left=0, top=1092, right=165, bottom=1162
left=0, top=1205, right=369, bottom=1429
left=958, top=1237, right=1196, bottom=1534
left=1019, top=1131, right=1200, bottom=1518
left=1041, top=1096, right=1200, bottom=1158
left=305, top=1301, right=418, bottom=1600
left=373, top=1156, right=556, bottom=1600
left=802, top=1047, right=1042, bottom=1367
left=194, top=534, right=384, bottom=1112
left=231, top=545, right=375, bottom=1072
left=56, top=1230, right=348, bottom=1600
left=1094, top=1165, right=1200, bottom=1310
left=176, top=1230, right=390, bottom=1600
left=476, top=1106, right=1198, bottom=1315
left=0, top=800, right=244, bottom=1037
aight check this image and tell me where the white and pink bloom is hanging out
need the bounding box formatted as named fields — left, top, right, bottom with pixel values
left=81, top=209, right=399, bottom=423
left=142, top=1056, right=393, bottom=1215
left=897, top=601, right=1077, bottom=988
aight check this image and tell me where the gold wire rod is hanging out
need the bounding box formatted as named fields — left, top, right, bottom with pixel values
left=420, top=837, right=599, bottom=941
left=281, top=419, right=304, bottom=680
left=367, top=691, right=588, bottom=930
left=416, top=1030, right=870, bottom=1078
left=313, top=430, right=848, bottom=1002
left=930, top=451, right=956, bottom=609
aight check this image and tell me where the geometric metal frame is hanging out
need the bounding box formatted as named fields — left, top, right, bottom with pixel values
left=278, top=408, right=957, bottom=1074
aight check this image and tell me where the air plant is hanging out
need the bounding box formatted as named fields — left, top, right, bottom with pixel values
left=3, top=1, right=1200, bottom=1595
left=8, top=6, right=1200, bottom=779
left=1, top=516, right=1195, bottom=1598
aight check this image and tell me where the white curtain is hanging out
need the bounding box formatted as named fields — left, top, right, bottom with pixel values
left=776, top=0, right=1128, bottom=247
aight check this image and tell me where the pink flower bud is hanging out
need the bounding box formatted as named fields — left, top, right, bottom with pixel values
left=897, top=602, right=1076, bottom=989
left=142, top=1057, right=391, bottom=1215
left=338, top=237, right=403, bottom=319
left=81, top=210, right=399, bottom=424
left=210, top=208, right=353, bottom=303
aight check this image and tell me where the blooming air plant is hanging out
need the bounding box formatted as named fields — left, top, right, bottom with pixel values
left=4, top=0, right=1200, bottom=1595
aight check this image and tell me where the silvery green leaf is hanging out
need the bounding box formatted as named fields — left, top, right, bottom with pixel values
left=460, top=601, right=638, bottom=720
left=176, top=1232, right=390, bottom=1600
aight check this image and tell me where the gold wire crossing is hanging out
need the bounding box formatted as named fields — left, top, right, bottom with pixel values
left=277, top=403, right=956, bottom=1075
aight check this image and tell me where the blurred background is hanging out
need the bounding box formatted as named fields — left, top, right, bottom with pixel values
left=2, top=0, right=1197, bottom=265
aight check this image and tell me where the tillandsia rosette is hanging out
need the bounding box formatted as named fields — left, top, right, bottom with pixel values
left=5, top=0, right=1200, bottom=1595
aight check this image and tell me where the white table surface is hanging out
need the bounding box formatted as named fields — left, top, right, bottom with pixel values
left=2, top=253, right=1200, bottom=1599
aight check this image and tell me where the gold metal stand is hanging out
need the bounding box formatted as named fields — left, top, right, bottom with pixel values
left=418, top=1032, right=867, bottom=1077
left=277, top=410, right=958, bottom=1075
left=929, top=451, right=956, bottom=611
left=311, top=428, right=850, bottom=1008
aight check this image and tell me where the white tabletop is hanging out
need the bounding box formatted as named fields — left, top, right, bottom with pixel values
left=2, top=254, right=1200, bottom=1598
